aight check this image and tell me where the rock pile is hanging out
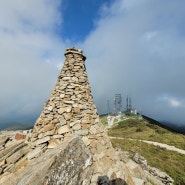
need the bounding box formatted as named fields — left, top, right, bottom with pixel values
left=133, top=153, right=174, bottom=185
left=30, top=47, right=104, bottom=147
left=0, top=136, right=93, bottom=185
left=0, top=131, right=30, bottom=175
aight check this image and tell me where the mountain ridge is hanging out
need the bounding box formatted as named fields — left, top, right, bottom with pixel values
left=142, top=115, right=185, bottom=135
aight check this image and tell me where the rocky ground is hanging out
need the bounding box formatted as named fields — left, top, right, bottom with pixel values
left=0, top=130, right=174, bottom=185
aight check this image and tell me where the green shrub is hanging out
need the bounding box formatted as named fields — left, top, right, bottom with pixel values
left=136, top=127, right=143, bottom=132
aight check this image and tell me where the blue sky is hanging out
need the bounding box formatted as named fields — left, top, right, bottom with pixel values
left=1, top=0, right=185, bottom=128
left=61, top=0, right=113, bottom=41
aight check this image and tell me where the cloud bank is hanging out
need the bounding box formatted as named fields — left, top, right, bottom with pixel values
left=1, top=0, right=185, bottom=127
left=0, top=0, right=66, bottom=123
left=82, top=0, right=185, bottom=124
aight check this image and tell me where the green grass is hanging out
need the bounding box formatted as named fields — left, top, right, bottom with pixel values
left=107, top=118, right=185, bottom=150
left=100, top=115, right=108, bottom=126
left=111, top=138, right=185, bottom=185
left=100, top=115, right=185, bottom=185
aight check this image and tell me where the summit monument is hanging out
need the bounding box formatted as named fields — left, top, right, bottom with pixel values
left=30, top=47, right=105, bottom=147
left=29, top=47, right=130, bottom=183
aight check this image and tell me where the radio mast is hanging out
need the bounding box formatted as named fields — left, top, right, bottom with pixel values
left=114, top=94, right=122, bottom=114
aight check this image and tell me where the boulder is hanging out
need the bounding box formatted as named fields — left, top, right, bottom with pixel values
left=15, top=133, right=26, bottom=140
left=0, top=137, right=93, bottom=185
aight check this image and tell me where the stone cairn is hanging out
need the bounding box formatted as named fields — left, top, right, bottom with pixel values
left=29, top=47, right=134, bottom=184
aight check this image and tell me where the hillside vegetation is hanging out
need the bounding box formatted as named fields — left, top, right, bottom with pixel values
left=108, top=117, right=185, bottom=150
left=100, top=115, right=185, bottom=185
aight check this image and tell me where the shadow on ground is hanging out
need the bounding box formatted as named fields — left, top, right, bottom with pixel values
left=97, top=176, right=127, bottom=185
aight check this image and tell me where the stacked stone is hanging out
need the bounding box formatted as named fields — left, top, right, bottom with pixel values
left=0, top=131, right=29, bottom=175
left=29, top=47, right=141, bottom=184
left=30, top=48, right=105, bottom=146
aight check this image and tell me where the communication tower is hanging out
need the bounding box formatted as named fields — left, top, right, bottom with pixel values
left=126, top=96, right=132, bottom=111
left=114, top=94, right=122, bottom=114
left=129, top=97, right=132, bottom=110
left=126, top=96, right=129, bottom=111
left=107, top=100, right=110, bottom=115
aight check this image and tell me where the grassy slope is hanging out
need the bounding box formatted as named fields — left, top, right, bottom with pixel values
left=100, top=116, right=185, bottom=185
left=108, top=118, right=185, bottom=150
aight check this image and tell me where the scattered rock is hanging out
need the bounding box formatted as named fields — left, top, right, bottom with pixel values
left=15, top=133, right=26, bottom=140
left=34, top=136, right=50, bottom=146
left=48, top=138, right=60, bottom=149
left=58, top=125, right=70, bottom=134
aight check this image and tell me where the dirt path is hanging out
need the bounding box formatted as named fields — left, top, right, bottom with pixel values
left=109, top=136, right=185, bottom=155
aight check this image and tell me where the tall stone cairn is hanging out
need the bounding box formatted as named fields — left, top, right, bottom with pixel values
left=30, top=47, right=133, bottom=184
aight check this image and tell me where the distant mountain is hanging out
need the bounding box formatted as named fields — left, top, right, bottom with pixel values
left=4, top=124, right=33, bottom=131
left=161, top=121, right=185, bottom=135
left=0, top=121, right=33, bottom=131
left=141, top=115, right=180, bottom=134
left=141, top=115, right=185, bottom=135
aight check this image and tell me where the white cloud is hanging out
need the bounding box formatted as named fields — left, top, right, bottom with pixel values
left=0, top=0, right=66, bottom=122
left=0, top=0, right=61, bottom=32
left=158, top=95, right=183, bottom=108
left=170, top=99, right=181, bottom=108
left=81, top=0, right=185, bottom=124
left=1, top=0, right=185, bottom=126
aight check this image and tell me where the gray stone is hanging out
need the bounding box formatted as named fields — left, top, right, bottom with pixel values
left=27, top=145, right=46, bottom=160
left=66, top=106, right=72, bottom=112
left=110, top=178, right=127, bottom=185
left=47, top=137, right=93, bottom=185
left=133, top=153, right=147, bottom=169
left=58, top=125, right=70, bottom=134
left=48, top=139, right=60, bottom=149
left=0, top=141, right=25, bottom=159
left=82, top=136, right=90, bottom=146
left=0, top=146, right=4, bottom=151
left=64, top=100, right=74, bottom=104
left=72, top=123, right=81, bottom=130
left=47, top=106, right=53, bottom=111
left=34, top=136, right=50, bottom=146
left=0, top=159, right=5, bottom=167
left=97, top=176, right=110, bottom=185
left=6, top=145, right=29, bottom=164
left=62, top=77, right=71, bottom=81
left=58, top=117, right=67, bottom=125
left=0, top=137, right=93, bottom=185
left=53, top=135, right=64, bottom=139
left=0, top=136, right=9, bottom=146
left=38, top=131, right=53, bottom=139
left=75, top=130, right=89, bottom=136
left=58, top=107, right=66, bottom=114
left=43, top=110, right=50, bottom=114
left=59, top=94, right=65, bottom=98
left=70, top=120, right=81, bottom=127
